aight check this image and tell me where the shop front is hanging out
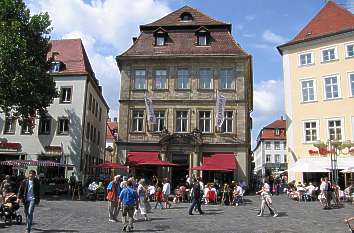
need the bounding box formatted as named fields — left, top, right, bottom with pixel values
left=0, top=140, right=26, bottom=175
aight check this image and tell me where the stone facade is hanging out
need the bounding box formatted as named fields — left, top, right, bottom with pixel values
left=116, top=6, right=253, bottom=185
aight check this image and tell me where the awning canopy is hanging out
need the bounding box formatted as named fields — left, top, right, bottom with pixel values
left=95, top=162, right=127, bottom=171
left=191, top=153, right=236, bottom=172
left=127, top=152, right=177, bottom=167
left=288, top=157, right=354, bottom=173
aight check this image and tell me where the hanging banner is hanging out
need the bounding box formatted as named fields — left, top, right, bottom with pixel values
left=144, top=96, right=156, bottom=124
left=215, top=93, right=226, bottom=127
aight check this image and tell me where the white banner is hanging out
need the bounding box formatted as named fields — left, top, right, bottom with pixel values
left=144, top=96, right=156, bottom=124
left=215, top=93, right=226, bottom=128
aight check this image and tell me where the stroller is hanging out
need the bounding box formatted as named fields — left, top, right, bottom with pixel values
left=0, top=193, right=22, bottom=224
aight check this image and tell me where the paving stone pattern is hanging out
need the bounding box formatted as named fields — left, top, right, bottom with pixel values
left=2, top=195, right=353, bottom=233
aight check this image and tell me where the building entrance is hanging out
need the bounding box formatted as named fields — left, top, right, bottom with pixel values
left=171, top=153, right=189, bottom=189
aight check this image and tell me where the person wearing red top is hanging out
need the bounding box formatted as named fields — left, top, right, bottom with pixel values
left=154, top=187, right=164, bottom=209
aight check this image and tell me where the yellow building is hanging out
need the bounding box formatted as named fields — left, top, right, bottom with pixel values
left=278, top=1, right=354, bottom=186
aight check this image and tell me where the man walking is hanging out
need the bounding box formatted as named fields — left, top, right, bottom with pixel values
left=162, top=178, right=171, bottom=208
left=17, top=170, right=40, bottom=233
left=119, top=178, right=139, bottom=232
left=256, top=179, right=278, bottom=217
left=188, top=178, right=204, bottom=215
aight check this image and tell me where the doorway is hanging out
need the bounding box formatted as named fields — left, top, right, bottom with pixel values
left=171, top=154, right=189, bottom=190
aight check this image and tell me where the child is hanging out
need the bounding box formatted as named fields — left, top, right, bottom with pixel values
left=155, top=187, right=164, bottom=209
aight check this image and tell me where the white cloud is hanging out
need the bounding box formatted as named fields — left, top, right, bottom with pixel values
left=27, top=0, right=172, bottom=118
left=245, top=15, right=255, bottom=22
left=251, top=79, right=284, bottom=148
left=262, top=30, right=288, bottom=45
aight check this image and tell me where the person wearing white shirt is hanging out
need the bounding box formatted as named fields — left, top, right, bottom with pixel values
left=256, top=180, right=278, bottom=217
left=162, top=178, right=171, bottom=208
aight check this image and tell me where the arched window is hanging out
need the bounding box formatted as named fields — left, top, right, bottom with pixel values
left=180, top=12, right=193, bottom=21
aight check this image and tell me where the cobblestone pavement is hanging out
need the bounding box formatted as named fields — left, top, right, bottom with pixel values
left=2, top=194, right=353, bottom=233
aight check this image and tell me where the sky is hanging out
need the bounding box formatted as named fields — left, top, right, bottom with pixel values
left=26, top=0, right=354, bottom=148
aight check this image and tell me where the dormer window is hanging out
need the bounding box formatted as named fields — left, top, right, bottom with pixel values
left=180, top=12, right=193, bottom=21
left=50, top=61, right=61, bottom=72
left=275, top=128, right=280, bottom=136
left=196, top=27, right=209, bottom=46
left=154, top=27, right=167, bottom=46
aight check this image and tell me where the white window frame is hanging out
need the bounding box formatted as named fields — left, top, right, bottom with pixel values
left=154, top=69, right=168, bottom=89
left=265, top=154, right=271, bottom=163
left=345, top=43, right=354, bottom=58
left=300, top=78, right=317, bottom=103
left=274, top=141, right=281, bottom=150
left=3, top=117, right=16, bottom=134
left=57, top=118, right=69, bottom=135
left=177, top=68, right=189, bottom=89
left=298, top=51, right=314, bottom=66
left=220, top=68, right=234, bottom=89
left=176, top=111, right=188, bottom=133
left=132, top=110, right=144, bottom=133
left=38, top=117, right=51, bottom=135
left=348, top=72, right=354, bottom=97
left=275, top=154, right=281, bottom=163
left=265, top=142, right=271, bottom=150
left=221, top=111, right=233, bottom=133
left=321, top=47, right=338, bottom=62
left=199, top=111, right=211, bottom=133
left=60, top=87, right=72, bottom=103
left=155, top=36, right=165, bottom=46
left=134, top=69, right=146, bottom=90
left=199, top=68, right=213, bottom=89
left=153, top=111, right=165, bottom=132
left=302, top=120, right=320, bottom=143
left=326, top=117, right=345, bottom=141
left=198, top=35, right=207, bottom=46
left=323, top=74, right=341, bottom=100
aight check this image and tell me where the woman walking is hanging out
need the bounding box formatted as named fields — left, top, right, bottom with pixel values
left=256, top=180, right=278, bottom=217
left=134, top=179, right=150, bottom=221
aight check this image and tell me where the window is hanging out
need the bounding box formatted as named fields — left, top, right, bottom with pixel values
left=304, top=121, right=318, bottom=142
left=199, top=68, right=212, bottom=89
left=346, top=44, right=354, bottom=57
left=265, top=142, right=271, bottom=150
left=299, top=53, right=313, bottom=66
left=38, top=117, right=51, bottom=135
left=324, top=76, right=340, bottom=99
left=350, top=73, right=354, bottom=97
left=155, top=69, right=167, bottom=89
left=176, top=111, right=188, bottom=132
left=155, top=36, right=165, bottom=46
left=275, top=128, right=280, bottom=136
left=153, top=111, right=165, bottom=132
left=177, top=68, right=189, bottom=89
left=275, top=154, right=280, bottom=163
left=301, top=80, right=315, bottom=102
left=220, top=68, right=233, bottom=89
left=221, top=111, right=233, bottom=133
left=328, top=119, right=343, bottom=141
left=284, top=154, right=287, bottom=163
left=88, top=94, right=92, bottom=110
left=199, top=111, right=211, bottom=133
left=58, top=118, right=69, bottom=135
left=99, top=108, right=102, bottom=121
left=50, top=61, right=61, bottom=72
left=198, top=35, right=207, bottom=46
left=86, top=122, right=90, bottom=140
left=97, top=131, right=100, bottom=146
left=322, top=48, right=336, bottom=62
left=134, top=70, right=146, bottom=89
left=3, top=118, right=16, bottom=134
left=21, top=122, right=32, bottom=135
left=60, top=87, right=72, bottom=103
left=132, top=111, right=144, bottom=132
left=95, top=102, right=98, bottom=117
left=266, top=154, right=271, bottom=163
left=274, top=141, right=280, bottom=150
left=92, top=99, right=95, bottom=114
left=180, top=12, right=193, bottom=21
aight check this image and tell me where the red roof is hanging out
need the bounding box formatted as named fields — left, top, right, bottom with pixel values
left=143, top=5, right=228, bottom=27
left=281, top=1, right=354, bottom=47
left=127, top=152, right=177, bottom=167
left=257, top=118, right=286, bottom=141
left=106, top=120, right=118, bottom=140
left=264, top=119, right=286, bottom=129
left=48, top=39, right=95, bottom=78
left=192, top=153, right=236, bottom=172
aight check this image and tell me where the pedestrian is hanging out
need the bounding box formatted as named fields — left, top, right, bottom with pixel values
left=17, top=170, right=40, bottom=233
left=134, top=178, right=150, bottom=221
left=232, top=181, right=243, bottom=206
left=256, top=179, right=278, bottom=217
left=162, top=178, right=171, bottom=208
left=154, top=187, right=164, bottom=209
left=188, top=178, right=204, bottom=215
left=69, top=172, right=76, bottom=195
left=106, top=175, right=122, bottom=222
left=120, top=176, right=128, bottom=189
left=119, top=178, right=139, bottom=232
left=221, top=183, right=230, bottom=205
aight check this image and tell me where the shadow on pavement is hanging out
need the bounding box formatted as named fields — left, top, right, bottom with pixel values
left=32, top=228, right=79, bottom=232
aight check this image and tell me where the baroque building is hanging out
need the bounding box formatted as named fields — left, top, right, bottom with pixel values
left=116, top=6, right=253, bottom=185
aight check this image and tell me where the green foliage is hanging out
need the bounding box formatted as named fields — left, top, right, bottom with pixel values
left=0, top=0, right=57, bottom=123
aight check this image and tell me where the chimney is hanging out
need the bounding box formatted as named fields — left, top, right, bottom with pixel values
left=107, top=118, right=111, bottom=122
left=113, top=117, right=118, bottom=122
left=132, top=37, right=137, bottom=43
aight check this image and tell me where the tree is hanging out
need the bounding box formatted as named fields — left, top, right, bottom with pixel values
left=0, top=0, right=57, bottom=126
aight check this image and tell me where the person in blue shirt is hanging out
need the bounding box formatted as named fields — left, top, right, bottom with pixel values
left=119, top=178, right=139, bottom=232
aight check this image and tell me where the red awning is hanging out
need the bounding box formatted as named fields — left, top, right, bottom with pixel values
left=127, top=152, right=177, bottom=167
left=191, top=153, right=236, bottom=172
left=95, top=162, right=127, bottom=171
